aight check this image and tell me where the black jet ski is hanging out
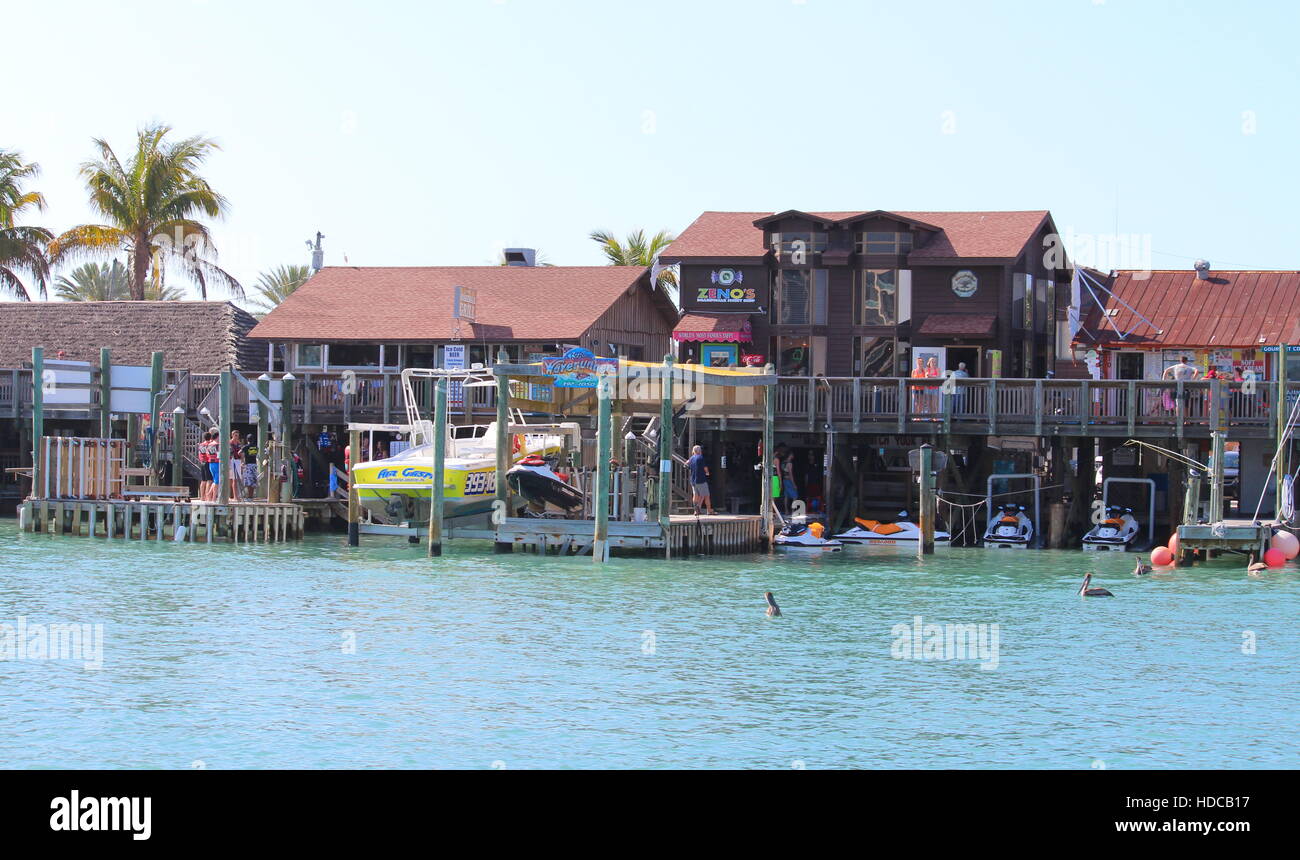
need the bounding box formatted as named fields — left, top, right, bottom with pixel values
left=505, top=455, right=584, bottom=512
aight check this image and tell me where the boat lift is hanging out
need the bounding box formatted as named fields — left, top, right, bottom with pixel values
left=1098, top=476, right=1156, bottom=547
left=986, top=473, right=1041, bottom=548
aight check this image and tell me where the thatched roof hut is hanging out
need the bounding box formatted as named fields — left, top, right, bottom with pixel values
left=0, top=301, right=261, bottom=372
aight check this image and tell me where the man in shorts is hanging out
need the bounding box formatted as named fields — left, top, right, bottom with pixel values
left=687, top=444, right=713, bottom=515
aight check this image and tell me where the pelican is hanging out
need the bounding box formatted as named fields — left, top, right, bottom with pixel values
left=1133, top=561, right=1152, bottom=576
left=1079, top=573, right=1114, bottom=597
left=1247, top=561, right=1267, bottom=578
left=764, top=592, right=781, bottom=617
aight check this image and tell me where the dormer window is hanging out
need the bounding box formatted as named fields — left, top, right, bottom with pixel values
left=856, top=231, right=913, bottom=255
left=769, top=231, right=828, bottom=256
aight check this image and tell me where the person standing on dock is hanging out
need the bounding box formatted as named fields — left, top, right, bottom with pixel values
left=688, top=445, right=713, bottom=516
left=780, top=452, right=799, bottom=516
left=1162, top=355, right=1200, bottom=415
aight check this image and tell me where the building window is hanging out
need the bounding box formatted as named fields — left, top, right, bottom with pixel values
left=855, top=269, right=898, bottom=326
left=771, top=269, right=828, bottom=325
left=769, top=231, right=828, bottom=256
left=856, top=231, right=913, bottom=255
left=296, top=344, right=324, bottom=368
left=328, top=344, right=381, bottom=368
left=773, top=336, right=812, bottom=376
left=854, top=336, right=896, bottom=377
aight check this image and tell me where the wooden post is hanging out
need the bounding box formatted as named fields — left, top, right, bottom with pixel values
left=172, top=407, right=185, bottom=489
left=494, top=352, right=511, bottom=550
left=657, top=355, right=675, bottom=557
left=919, top=443, right=935, bottom=555
left=762, top=364, right=775, bottom=546
left=1276, top=345, right=1288, bottom=519
left=347, top=426, right=360, bottom=547
left=428, top=377, right=448, bottom=557
left=149, top=351, right=163, bottom=483
left=594, top=377, right=612, bottom=563
left=31, top=347, right=43, bottom=494
left=280, top=374, right=295, bottom=503
left=257, top=374, right=271, bottom=501
left=218, top=370, right=232, bottom=505
left=1209, top=429, right=1226, bottom=525
left=99, top=347, right=111, bottom=438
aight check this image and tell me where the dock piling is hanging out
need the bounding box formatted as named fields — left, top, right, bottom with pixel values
left=427, top=377, right=447, bottom=558
left=594, top=376, right=612, bottom=563
left=919, top=443, right=935, bottom=555
left=347, top=426, right=360, bottom=547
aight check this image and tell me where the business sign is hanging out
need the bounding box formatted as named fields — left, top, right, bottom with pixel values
left=1260, top=345, right=1300, bottom=353
left=444, top=343, right=466, bottom=407
left=40, top=359, right=94, bottom=409
left=679, top=265, right=766, bottom=312
left=540, top=347, right=618, bottom=388
left=108, top=364, right=153, bottom=414
left=951, top=270, right=979, bottom=298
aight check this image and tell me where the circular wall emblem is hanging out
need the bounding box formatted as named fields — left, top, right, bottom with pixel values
left=951, top=270, right=978, bottom=298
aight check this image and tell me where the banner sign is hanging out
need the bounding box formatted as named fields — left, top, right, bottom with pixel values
left=108, top=364, right=152, bottom=414
left=444, top=344, right=466, bottom=406
left=541, top=347, right=618, bottom=388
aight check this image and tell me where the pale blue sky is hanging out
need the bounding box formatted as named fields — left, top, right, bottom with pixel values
left=6, top=0, right=1298, bottom=307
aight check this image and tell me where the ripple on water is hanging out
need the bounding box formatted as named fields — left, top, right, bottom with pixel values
left=1, top=520, right=1298, bottom=768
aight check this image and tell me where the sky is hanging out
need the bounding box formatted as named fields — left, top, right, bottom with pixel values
left=5, top=0, right=1299, bottom=309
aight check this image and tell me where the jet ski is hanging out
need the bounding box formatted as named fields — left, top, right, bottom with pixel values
left=773, top=521, right=843, bottom=552
left=982, top=503, right=1034, bottom=549
left=1082, top=505, right=1140, bottom=552
left=505, top=455, right=585, bottom=514
left=833, top=511, right=951, bottom=548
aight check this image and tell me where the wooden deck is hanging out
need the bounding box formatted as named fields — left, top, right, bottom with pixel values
left=19, top=498, right=305, bottom=542
left=1177, top=519, right=1274, bottom=557
left=357, top=513, right=766, bottom=557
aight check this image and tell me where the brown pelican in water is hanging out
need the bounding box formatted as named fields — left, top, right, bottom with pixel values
left=1079, top=573, right=1114, bottom=597
left=1133, top=560, right=1152, bottom=576
left=764, top=592, right=781, bottom=617
left=1247, top=561, right=1267, bottom=578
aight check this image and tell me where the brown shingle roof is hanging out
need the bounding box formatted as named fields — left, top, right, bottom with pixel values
left=248, top=266, right=651, bottom=343
left=1079, top=270, right=1300, bottom=349
left=0, top=301, right=261, bottom=372
left=661, top=210, right=1051, bottom=261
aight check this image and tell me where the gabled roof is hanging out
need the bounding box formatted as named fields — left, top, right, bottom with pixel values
left=660, top=209, right=1052, bottom=261
left=0, top=300, right=261, bottom=372
left=1077, top=270, right=1300, bottom=348
left=248, top=266, right=661, bottom=343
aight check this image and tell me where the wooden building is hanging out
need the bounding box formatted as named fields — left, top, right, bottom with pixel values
left=247, top=264, right=677, bottom=377
left=660, top=209, right=1070, bottom=379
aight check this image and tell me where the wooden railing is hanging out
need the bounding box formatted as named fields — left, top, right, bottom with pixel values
left=771, top=377, right=1286, bottom=436
left=0, top=368, right=1291, bottom=439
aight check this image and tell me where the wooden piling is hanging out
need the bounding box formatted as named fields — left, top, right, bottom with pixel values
left=494, top=351, right=512, bottom=553
left=280, top=373, right=295, bottom=503
left=257, top=375, right=271, bottom=501
left=347, top=426, right=360, bottom=547
left=218, top=370, right=232, bottom=505
left=149, top=351, right=163, bottom=483
left=657, top=354, right=674, bottom=558
left=31, top=347, right=43, bottom=493
left=761, top=363, right=775, bottom=547
left=427, top=377, right=447, bottom=557
left=99, top=347, right=111, bottom=438
left=919, top=443, right=935, bottom=555
left=594, top=377, right=612, bottom=563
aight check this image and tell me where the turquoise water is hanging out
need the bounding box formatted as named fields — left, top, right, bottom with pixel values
left=2, top=517, right=1298, bottom=769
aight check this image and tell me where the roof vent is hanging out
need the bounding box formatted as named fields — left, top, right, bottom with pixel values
left=1194, top=259, right=1211, bottom=280
left=503, top=248, right=537, bottom=267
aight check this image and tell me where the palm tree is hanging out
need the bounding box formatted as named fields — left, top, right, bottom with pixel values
left=249, top=263, right=311, bottom=312
left=0, top=149, right=53, bottom=300
left=589, top=228, right=678, bottom=293
left=53, top=260, right=184, bottom=301
left=49, top=123, right=242, bottom=300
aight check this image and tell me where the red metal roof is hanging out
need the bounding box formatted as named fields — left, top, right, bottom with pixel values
left=672, top=313, right=753, bottom=342
left=916, top=313, right=997, bottom=337
left=248, top=266, right=652, bottom=342
left=661, top=210, right=1050, bottom=260
left=1078, top=270, right=1300, bottom=348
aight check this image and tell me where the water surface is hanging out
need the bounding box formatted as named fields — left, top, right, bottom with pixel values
left=2, top=519, right=1297, bottom=769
